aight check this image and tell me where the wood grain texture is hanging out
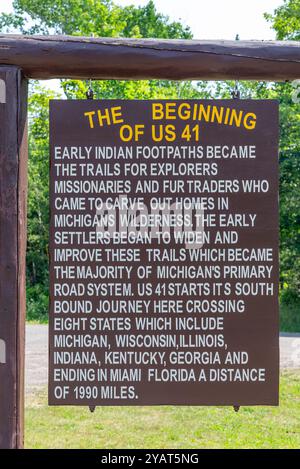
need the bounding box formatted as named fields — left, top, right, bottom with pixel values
left=0, top=35, right=299, bottom=80
left=0, top=66, right=27, bottom=449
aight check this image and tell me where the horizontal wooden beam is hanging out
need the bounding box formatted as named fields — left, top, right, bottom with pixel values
left=0, top=35, right=300, bottom=81
left=0, top=65, right=27, bottom=449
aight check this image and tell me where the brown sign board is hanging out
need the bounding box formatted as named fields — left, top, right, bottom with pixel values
left=49, top=99, right=279, bottom=406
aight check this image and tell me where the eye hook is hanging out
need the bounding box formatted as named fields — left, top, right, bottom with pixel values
left=86, top=78, right=94, bottom=100
left=231, top=34, right=241, bottom=99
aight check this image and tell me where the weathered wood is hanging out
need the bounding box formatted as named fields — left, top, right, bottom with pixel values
left=0, top=35, right=300, bottom=80
left=0, top=66, right=28, bottom=449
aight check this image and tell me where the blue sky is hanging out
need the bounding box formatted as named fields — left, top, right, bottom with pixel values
left=0, top=0, right=282, bottom=40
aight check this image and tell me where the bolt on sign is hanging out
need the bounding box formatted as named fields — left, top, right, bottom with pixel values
left=49, top=99, right=279, bottom=406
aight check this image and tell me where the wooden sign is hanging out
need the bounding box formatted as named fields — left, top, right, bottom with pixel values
left=49, top=99, right=279, bottom=406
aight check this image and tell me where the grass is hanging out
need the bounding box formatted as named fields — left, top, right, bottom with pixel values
left=25, top=371, right=300, bottom=449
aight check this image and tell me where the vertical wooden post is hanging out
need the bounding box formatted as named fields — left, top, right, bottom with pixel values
left=0, top=66, right=28, bottom=449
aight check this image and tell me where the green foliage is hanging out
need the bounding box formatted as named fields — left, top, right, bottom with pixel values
left=280, top=290, right=300, bottom=331
left=279, top=84, right=300, bottom=297
left=201, top=78, right=300, bottom=305
left=62, top=79, right=211, bottom=102
left=0, top=0, right=299, bottom=328
left=0, top=0, right=201, bottom=322
left=25, top=372, right=300, bottom=448
left=0, top=0, right=124, bottom=35
left=265, top=0, right=300, bottom=306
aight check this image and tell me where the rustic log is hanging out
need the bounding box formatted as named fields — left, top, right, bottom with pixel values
left=0, top=66, right=27, bottom=449
left=0, top=35, right=299, bottom=80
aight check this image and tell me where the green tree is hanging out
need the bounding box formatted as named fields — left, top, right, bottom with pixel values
left=265, top=1, right=300, bottom=326
left=0, top=0, right=192, bottom=37
left=215, top=78, right=300, bottom=303
left=209, top=2, right=300, bottom=323
left=0, top=0, right=299, bottom=330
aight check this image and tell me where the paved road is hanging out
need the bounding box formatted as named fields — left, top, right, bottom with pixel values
left=25, top=325, right=300, bottom=394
